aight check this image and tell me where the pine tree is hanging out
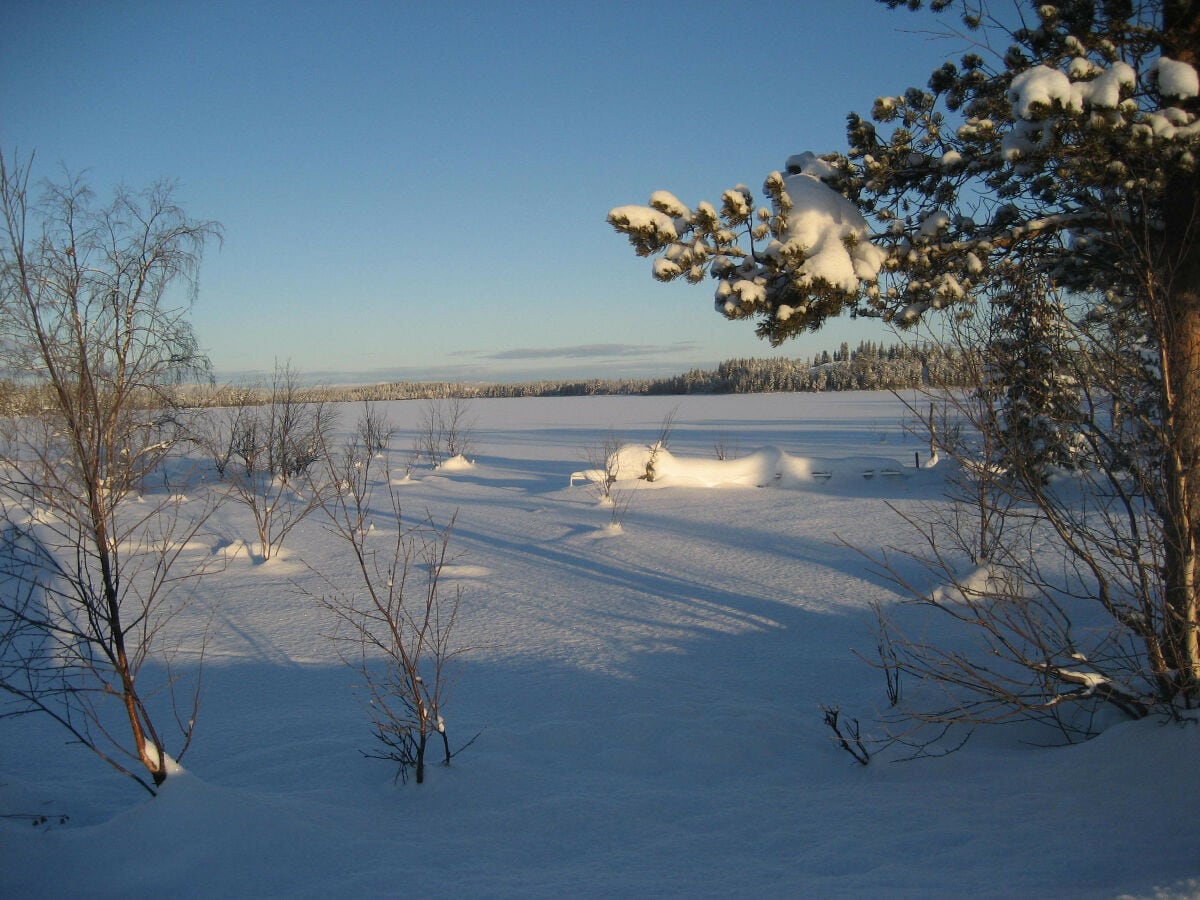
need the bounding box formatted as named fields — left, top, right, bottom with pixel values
left=610, top=1, right=1200, bottom=705
left=983, top=275, right=1085, bottom=480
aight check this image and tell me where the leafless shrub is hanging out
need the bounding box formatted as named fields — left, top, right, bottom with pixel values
left=713, top=429, right=740, bottom=461
left=845, top=282, right=1200, bottom=755
left=865, top=477, right=1153, bottom=746
left=220, top=361, right=335, bottom=561
left=356, top=401, right=394, bottom=457
left=187, top=386, right=258, bottom=478
left=0, top=491, right=219, bottom=792
left=580, top=432, right=638, bottom=530
left=642, top=406, right=678, bottom=483
left=862, top=374, right=1162, bottom=752
left=869, top=600, right=902, bottom=708
left=314, top=421, right=472, bottom=784
left=415, top=397, right=476, bottom=468
left=899, top=390, right=1016, bottom=565
left=585, top=432, right=623, bottom=503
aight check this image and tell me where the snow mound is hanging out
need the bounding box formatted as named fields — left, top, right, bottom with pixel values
left=572, top=444, right=912, bottom=489
left=437, top=454, right=475, bottom=472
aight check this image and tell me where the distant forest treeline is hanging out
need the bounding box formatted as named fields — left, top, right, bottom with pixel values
left=0, top=341, right=968, bottom=414
left=179, top=341, right=967, bottom=406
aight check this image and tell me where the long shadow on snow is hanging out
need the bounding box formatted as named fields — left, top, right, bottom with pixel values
left=381, top=469, right=931, bottom=646
left=439, top=506, right=888, bottom=663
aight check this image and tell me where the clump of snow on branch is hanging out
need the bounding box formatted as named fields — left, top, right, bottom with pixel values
left=918, top=210, right=952, bottom=239
left=1004, top=55, right=1199, bottom=159
left=1008, top=60, right=1142, bottom=120
left=606, top=205, right=680, bottom=254
left=766, top=170, right=885, bottom=294
left=1008, top=65, right=1078, bottom=118
left=607, top=150, right=885, bottom=330
left=1154, top=57, right=1199, bottom=100
left=647, top=190, right=690, bottom=219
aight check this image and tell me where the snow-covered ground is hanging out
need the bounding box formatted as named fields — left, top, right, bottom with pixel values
left=2, top=392, right=1197, bottom=898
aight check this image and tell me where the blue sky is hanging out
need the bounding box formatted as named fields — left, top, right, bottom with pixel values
left=2, top=0, right=951, bottom=383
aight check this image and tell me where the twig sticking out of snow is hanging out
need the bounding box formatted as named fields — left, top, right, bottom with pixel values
left=820, top=705, right=871, bottom=766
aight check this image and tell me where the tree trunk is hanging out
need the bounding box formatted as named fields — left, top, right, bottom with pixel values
left=97, top=513, right=167, bottom=787
left=1157, top=1, right=1200, bottom=692
left=1159, top=317, right=1200, bottom=694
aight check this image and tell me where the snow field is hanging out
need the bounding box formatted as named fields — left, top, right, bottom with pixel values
left=2, top=392, right=1198, bottom=898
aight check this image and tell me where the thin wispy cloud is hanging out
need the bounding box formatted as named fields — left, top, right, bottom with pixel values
left=480, top=342, right=699, bottom=362
left=216, top=344, right=710, bottom=386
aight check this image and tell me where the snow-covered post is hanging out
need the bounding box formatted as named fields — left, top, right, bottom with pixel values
left=927, top=403, right=936, bottom=463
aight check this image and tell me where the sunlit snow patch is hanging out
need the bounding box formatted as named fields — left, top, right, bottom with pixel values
left=437, top=454, right=475, bottom=472
left=571, top=444, right=911, bottom=489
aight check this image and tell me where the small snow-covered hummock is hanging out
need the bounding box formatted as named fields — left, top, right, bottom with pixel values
left=438, top=454, right=475, bottom=471
left=570, top=442, right=915, bottom=490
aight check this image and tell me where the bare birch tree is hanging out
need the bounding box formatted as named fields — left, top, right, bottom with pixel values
left=0, top=151, right=221, bottom=793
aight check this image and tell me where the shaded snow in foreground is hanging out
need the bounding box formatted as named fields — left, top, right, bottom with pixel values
left=2, top=393, right=1197, bottom=899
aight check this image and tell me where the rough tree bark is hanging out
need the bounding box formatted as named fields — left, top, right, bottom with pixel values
left=1157, top=1, right=1200, bottom=693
